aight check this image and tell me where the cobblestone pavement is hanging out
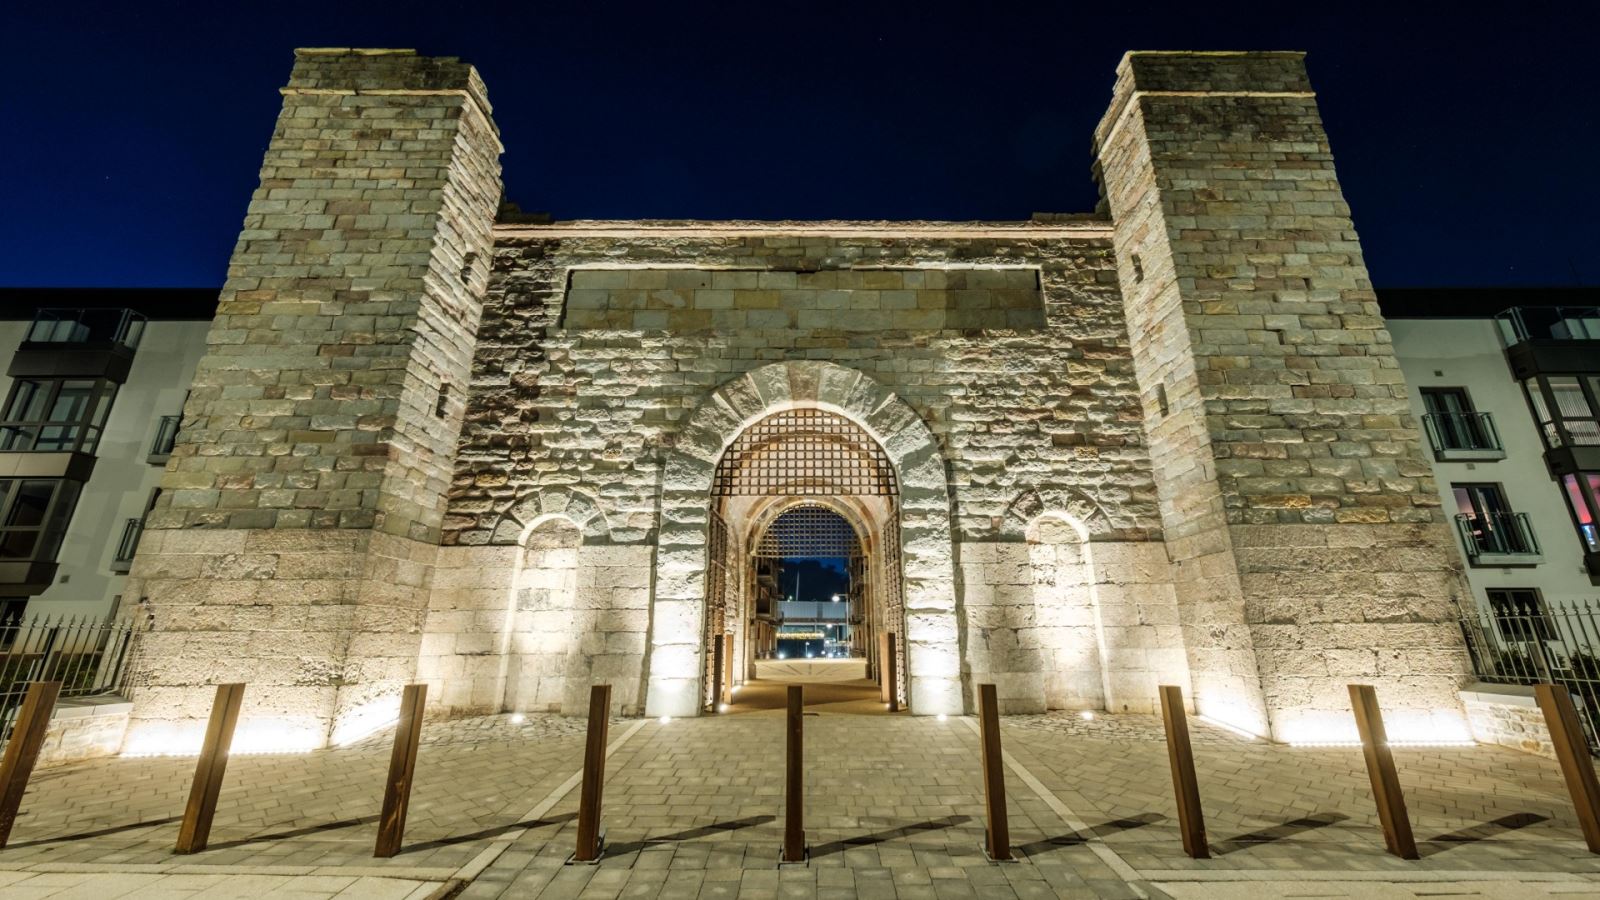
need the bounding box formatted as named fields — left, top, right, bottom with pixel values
left=2, top=709, right=1598, bottom=898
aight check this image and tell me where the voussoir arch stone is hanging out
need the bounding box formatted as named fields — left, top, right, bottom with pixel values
left=645, top=360, right=963, bottom=718
left=1000, top=487, right=1118, bottom=542
left=489, top=486, right=610, bottom=545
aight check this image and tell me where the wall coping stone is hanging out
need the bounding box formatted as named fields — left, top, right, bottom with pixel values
left=1460, top=682, right=1538, bottom=708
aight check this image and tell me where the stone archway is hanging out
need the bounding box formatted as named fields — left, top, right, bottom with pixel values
left=645, top=361, right=961, bottom=717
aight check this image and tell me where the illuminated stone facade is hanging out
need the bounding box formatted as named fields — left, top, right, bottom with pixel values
left=124, top=48, right=1471, bottom=751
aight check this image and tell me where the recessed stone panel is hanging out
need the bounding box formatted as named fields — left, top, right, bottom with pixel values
left=562, top=268, right=1045, bottom=332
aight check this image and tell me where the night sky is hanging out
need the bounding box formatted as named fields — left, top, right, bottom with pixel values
left=4, top=2, right=1594, bottom=290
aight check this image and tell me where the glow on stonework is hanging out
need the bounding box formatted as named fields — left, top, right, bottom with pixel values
left=1277, top=706, right=1475, bottom=748
left=122, top=718, right=322, bottom=757
left=330, top=695, right=406, bottom=748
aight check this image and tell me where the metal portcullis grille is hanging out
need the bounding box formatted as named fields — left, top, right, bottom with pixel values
left=712, top=408, right=896, bottom=497
left=754, top=504, right=862, bottom=558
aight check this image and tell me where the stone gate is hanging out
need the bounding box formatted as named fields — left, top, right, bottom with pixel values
left=121, top=47, right=1473, bottom=753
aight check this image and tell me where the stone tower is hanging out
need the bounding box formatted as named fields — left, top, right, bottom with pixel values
left=124, top=49, right=503, bottom=750
left=1094, top=51, right=1471, bottom=741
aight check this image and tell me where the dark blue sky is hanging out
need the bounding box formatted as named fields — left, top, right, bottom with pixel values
left=3, top=2, right=1594, bottom=289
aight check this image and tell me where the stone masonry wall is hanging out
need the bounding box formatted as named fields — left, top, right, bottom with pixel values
left=125, top=49, right=503, bottom=750
left=421, top=225, right=1172, bottom=716
left=1095, top=51, right=1471, bottom=741
left=1460, top=683, right=1556, bottom=760
left=564, top=268, right=1045, bottom=331
left=451, top=226, right=1160, bottom=547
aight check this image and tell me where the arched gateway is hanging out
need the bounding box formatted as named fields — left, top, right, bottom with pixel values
left=644, top=361, right=962, bottom=717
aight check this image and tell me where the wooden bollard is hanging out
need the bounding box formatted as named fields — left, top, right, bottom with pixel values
left=1348, top=684, right=1418, bottom=859
left=1534, top=684, right=1600, bottom=853
left=175, top=683, right=246, bottom=854
left=573, top=684, right=612, bottom=862
left=977, top=683, right=1012, bottom=861
left=877, top=633, right=890, bottom=701
left=884, top=633, right=899, bottom=712
left=1158, top=685, right=1209, bottom=859
left=0, top=681, right=62, bottom=848
left=711, top=634, right=725, bottom=711
left=782, top=685, right=806, bottom=863
left=374, top=684, right=428, bottom=858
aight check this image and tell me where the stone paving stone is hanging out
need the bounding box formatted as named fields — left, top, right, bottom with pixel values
left=3, top=711, right=1600, bottom=897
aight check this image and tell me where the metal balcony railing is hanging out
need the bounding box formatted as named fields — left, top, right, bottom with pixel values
left=1455, top=511, right=1542, bottom=563
left=111, top=518, right=143, bottom=573
left=1422, top=411, right=1503, bottom=458
left=148, top=415, right=180, bottom=462
left=1536, top=416, right=1600, bottom=449
left=24, top=308, right=147, bottom=350
left=1496, top=306, right=1600, bottom=347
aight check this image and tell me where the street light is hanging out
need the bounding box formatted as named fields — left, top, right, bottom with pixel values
left=831, top=593, right=841, bottom=603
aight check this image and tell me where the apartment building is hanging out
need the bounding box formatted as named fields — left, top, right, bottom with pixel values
left=0, top=290, right=210, bottom=622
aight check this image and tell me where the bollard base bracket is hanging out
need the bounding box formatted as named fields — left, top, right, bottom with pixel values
left=776, top=845, right=810, bottom=868
left=564, top=831, right=606, bottom=866
left=980, top=842, right=1019, bottom=864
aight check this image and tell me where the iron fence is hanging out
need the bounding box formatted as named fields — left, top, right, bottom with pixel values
left=1458, top=601, right=1600, bottom=752
left=0, top=614, right=147, bottom=749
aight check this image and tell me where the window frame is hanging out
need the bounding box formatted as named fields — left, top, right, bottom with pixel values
left=1450, top=482, right=1535, bottom=555
left=1522, top=374, right=1600, bottom=449
left=1560, top=472, right=1600, bottom=554
left=0, top=478, right=81, bottom=563
left=1420, top=386, right=1495, bottom=451
left=0, top=376, right=119, bottom=454
left=1486, top=587, right=1554, bottom=643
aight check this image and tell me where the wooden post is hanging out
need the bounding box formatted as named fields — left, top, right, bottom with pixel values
left=723, top=633, right=735, bottom=704
left=1534, top=683, right=1600, bottom=853
left=783, top=685, right=806, bottom=863
left=373, top=684, right=427, bottom=858
left=0, top=681, right=62, bottom=848
left=877, top=632, right=890, bottom=701
left=175, top=683, right=246, bottom=854
left=1158, top=685, right=1209, bottom=858
left=573, top=684, right=612, bottom=862
left=710, top=634, right=725, bottom=711
left=1348, top=684, right=1418, bottom=859
left=884, top=633, right=899, bottom=712
left=978, top=683, right=1011, bottom=861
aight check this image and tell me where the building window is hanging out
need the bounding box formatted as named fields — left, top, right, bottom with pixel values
left=1523, top=375, right=1600, bottom=449
left=1486, top=588, right=1553, bottom=643
left=1420, top=387, right=1501, bottom=455
left=1451, top=483, right=1540, bottom=559
left=1560, top=472, right=1600, bottom=554
left=0, top=478, right=80, bottom=563
left=0, top=378, right=118, bottom=454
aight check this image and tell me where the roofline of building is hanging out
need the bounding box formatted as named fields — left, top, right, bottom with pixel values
left=0, top=285, right=1594, bottom=322
left=490, top=218, right=1114, bottom=239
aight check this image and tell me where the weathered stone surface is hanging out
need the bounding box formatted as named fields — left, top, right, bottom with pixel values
left=122, top=48, right=1469, bottom=741
left=127, top=48, right=503, bottom=750
left=1095, top=50, right=1470, bottom=740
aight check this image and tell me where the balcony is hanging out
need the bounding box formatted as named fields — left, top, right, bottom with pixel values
left=110, top=518, right=143, bottom=574
left=1498, top=306, right=1600, bottom=381
left=1422, top=411, right=1505, bottom=462
left=10, top=309, right=147, bottom=384
left=147, top=415, right=180, bottom=465
left=23, top=308, right=147, bottom=350
left=1455, top=511, right=1544, bottom=567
